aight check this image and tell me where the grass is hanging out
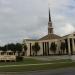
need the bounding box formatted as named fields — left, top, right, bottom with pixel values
left=0, top=58, right=50, bottom=66
left=0, top=58, right=72, bottom=66
left=0, top=58, right=74, bottom=72
left=0, top=62, right=75, bottom=72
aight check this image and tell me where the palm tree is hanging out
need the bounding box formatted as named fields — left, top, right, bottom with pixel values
left=60, top=42, right=66, bottom=54
left=32, top=42, right=40, bottom=56
left=50, top=42, right=57, bottom=54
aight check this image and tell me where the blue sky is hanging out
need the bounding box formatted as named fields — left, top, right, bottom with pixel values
left=0, top=0, right=75, bottom=45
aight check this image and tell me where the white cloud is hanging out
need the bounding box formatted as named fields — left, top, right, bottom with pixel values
left=0, top=0, right=10, bottom=5
left=61, top=23, right=75, bottom=35
left=0, top=0, right=75, bottom=45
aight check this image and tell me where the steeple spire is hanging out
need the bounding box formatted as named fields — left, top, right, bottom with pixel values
left=49, top=8, right=51, bottom=22
left=48, top=8, right=54, bottom=34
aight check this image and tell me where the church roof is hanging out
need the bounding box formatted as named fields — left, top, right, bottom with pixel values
left=39, top=34, right=61, bottom=40
left=25, top=39, right=38, bottom=41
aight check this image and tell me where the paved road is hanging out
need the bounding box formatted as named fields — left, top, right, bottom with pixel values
left=0, top=68, right=75, bottom=75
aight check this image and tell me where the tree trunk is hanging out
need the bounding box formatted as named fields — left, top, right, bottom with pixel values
left=36, top=51, right=37, bottom=56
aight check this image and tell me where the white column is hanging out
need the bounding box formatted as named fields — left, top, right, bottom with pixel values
left=68, top=38, right=71, bottom=55
left=72, top=38, right=75, bottom=54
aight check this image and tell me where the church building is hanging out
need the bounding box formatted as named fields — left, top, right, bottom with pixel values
left=22, top=8, right=75, bottom=56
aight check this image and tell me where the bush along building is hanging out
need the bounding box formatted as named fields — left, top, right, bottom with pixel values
left=23, top=8, right=75, bottom=56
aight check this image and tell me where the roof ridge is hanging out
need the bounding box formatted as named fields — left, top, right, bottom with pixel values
left=39, top=34, right=61, bottom=40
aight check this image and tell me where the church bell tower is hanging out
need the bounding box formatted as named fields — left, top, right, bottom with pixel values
left=48, top=8, right=53, bottom=34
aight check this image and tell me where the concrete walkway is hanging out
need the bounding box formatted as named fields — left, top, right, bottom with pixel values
left=24, top=55, right=75, bottom=61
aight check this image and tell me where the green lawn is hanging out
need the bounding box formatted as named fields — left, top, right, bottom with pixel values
left=0, top=58, right=72, bottom=66
left=0, top=58, right=74, bottom=72
left=0, top=62, right=75, bottom=72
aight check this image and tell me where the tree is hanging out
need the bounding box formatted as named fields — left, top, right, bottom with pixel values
left=0, top=47, right=1, bottom=50
left=15, top=43, right=22, bottom=56
left=60, top=42, right=66, bottom=54
left=15, top=43, right=22, bottom=52
left=0, top=46, right=6, bottom=51
left=50, top=42, right=57, bottom=54
left=32, top=42, right=40, bottom=56
left=0, top=43, right=23, bottom=57
left=2, top=45, right=7, bottom=51
left=6, top=43, right=16, bottom=52
left=22, top=44, right=27, bottom=56
left=0, top=43, right=16, bottom=51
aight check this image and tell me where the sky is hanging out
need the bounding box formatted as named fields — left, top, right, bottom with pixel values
left=0, top=0, right=75, bottom=45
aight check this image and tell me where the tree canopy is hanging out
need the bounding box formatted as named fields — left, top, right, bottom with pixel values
left=32, top=42, right=40, bottom=56
left=0, top=43, right=23, bottom=52
left=60, top=42, right=66, bottom=54
left=50, top=42, right=57, bottom=54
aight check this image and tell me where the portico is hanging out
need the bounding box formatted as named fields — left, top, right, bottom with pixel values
left=60, top=34, right=75, bottom=55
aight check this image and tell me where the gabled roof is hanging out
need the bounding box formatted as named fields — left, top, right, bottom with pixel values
left=62, top=32, right=75, bottom=38
left=25, top=39, right=38, bottom=41
left=39, top=34, right=61, bottom=40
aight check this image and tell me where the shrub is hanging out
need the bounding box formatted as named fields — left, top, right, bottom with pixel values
left=16, top=56, right=23, bottom=62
